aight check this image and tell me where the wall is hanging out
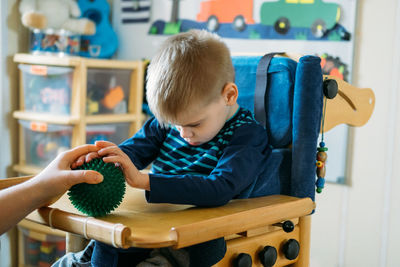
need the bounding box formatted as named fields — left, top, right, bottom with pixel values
left=311, top=0, right=400, bottom=266
left=0, top=0, right=26, bottom=179
left=0, top=0, right=28, bottom=266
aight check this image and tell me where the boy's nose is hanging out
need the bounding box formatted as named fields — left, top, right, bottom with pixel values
left=180, top=127, right=193, bottom=138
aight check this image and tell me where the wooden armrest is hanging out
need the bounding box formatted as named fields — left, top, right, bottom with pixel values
left=25, top=187, right=315, bottom=249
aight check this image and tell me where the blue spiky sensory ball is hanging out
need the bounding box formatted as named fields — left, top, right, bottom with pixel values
left=68, top=158, right=126, bottom=217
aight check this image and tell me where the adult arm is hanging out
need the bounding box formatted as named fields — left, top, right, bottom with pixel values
left=0, top=145, right=103, bottom=235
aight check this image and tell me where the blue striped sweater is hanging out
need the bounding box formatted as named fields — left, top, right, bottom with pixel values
left=119, top=107, right=281, bottom=207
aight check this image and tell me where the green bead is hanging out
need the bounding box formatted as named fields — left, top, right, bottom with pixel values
left=316, top=188, right=322, bottom=194
left=68, top=158, right=126, bottom=217
left=317, top=147, right=328, bottom=152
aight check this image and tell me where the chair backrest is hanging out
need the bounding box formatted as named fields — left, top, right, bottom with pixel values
left=233, top=55, right=323, bottom=201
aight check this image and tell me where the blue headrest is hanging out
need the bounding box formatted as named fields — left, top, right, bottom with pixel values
left=233, top=56, right=296, bottom=148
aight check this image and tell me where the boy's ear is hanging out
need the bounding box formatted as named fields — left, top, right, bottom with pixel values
left=222, top=83, right=238, bottom=105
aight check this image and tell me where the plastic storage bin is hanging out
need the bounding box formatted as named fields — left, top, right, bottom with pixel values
left=19, top=64, right=73, bottom=115
left=86, top=123, right=131, bottom=144
left=19, top=226, right=65, bottom=267
left=86, top=68, right=132, bottom=115
left=19, top=120, right=72, bottom=167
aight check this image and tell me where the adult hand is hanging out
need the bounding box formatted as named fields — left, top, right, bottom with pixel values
left=0, top=144, right=103, bottom=235
left=33, top=144, right=104, bottom=204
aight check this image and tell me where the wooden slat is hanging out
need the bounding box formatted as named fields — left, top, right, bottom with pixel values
left=14, top=53, right=143, bottom=70
left=13, top=164, right=42, bottom=175
left=240, top=217, right=299, bottom=238
left=293, top=215, right=312, bottom=267
left=18, top=123, right=26, bottom=168
left=129, top=61, right=145, bottom=134
left=13, top=111, right=79, bottom=125
left=86, top=114, right=140, bottom=124
left=0, top=175, right=33, bottom=190
left=18, top=226, right=25, bottom=267
left=73, top=61, right=87, bottom=147
left=14, top=53, right=81, bottom=66
left=18, top=219, right=65, bottom=238
left=83, top=58, right=142, bottom=69
left=14, top=53, right=141, bottom=68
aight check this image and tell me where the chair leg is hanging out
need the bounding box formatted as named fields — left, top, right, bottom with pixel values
left=293, top=215, right=312, bottom=267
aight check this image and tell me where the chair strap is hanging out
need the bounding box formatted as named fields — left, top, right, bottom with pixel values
left=254, top=52, right=284, bottom=126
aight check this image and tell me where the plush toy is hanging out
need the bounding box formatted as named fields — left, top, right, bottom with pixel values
left=19, top=0, right=95, bottom=35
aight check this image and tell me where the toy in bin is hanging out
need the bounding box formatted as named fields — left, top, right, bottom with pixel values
left=23, top=229, right=65, bottom=266
left=30, top=29, right=81, bottom=56
left=19, top=0, right=95, bottom=56
left=86, top=76, right=127, bottom=115
left=26, top=237, right=40, bottom=266
left=22, top=120, right=71, bottom=167
left=30, top=131, right=70, bottom=167
left=19, top=64, right=73, bottom=115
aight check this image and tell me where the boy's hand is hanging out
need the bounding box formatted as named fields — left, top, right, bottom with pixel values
left=95, top=141, right=150, bottom=190
left=70, top=150, right=100, bottom=169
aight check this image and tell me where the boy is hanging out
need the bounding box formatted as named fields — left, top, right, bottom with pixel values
left=59, top=29, right=280, bottom=267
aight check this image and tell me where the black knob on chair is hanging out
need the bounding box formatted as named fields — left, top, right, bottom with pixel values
left=258, top=246, right=277, bottom=267
left=274, top=220, right=295, bottom=232
left=282, top=239, right=300, bottom=260
left=233, top=253, right=252, bottom=267
left=323, top=79, right=338, bottom=99
left=282, top=220, right=295, bottom=232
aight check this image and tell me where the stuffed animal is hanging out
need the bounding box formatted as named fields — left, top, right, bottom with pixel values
left=19, top=0, right=95, bottom=35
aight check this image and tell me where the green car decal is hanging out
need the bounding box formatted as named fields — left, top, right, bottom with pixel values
left=260, top=0, right=340, bottom=37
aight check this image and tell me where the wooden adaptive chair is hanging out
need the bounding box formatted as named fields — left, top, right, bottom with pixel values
left=2, top=53, right=374, bottom=267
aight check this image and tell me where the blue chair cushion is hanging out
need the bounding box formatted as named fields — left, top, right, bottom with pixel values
left=233, top=55, right=323, bottom=201
left=233, top=56, right=296, bottom=148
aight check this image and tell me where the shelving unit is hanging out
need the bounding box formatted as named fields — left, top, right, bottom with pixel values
left=12, top=53, right=146, bottom=266
left=13, top=53, right=145, bottom=175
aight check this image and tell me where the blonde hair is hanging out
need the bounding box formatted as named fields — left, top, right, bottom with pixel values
left=146, top=29, right=234, bottom=126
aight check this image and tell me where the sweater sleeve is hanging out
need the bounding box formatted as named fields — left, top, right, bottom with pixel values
left=119, top=117, right=166, bottom=170
left=145, top=124, right=272, bottom=206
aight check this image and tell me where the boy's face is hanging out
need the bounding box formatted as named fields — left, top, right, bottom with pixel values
left=174, top=94, right=236, bottom=146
